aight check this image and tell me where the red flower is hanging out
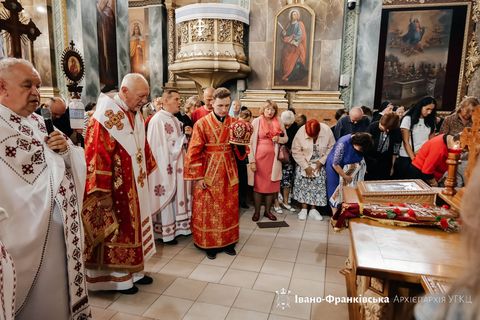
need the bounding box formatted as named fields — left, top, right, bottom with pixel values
left=440, top=218, right=449, bottom=230
left=393, top=208, right=401, bottom=214
left=398, top=203, right=407, bottom=207
left=442, top=204, right=450, bottom=210
left=407, top=209, right=415, bottom=218
left=388, top=203, right=394, bottom=206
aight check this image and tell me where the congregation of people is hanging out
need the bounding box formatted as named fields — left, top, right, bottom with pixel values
left=1, top=57, right=480, bottom=319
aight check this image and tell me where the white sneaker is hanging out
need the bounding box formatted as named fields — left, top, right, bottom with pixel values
left=281, top=202, right=296, bottom=212
left=298, top=209, right=308, bottom=220
left=308, top=209, right=324, bottom=221
left=274, top=206, right=283, bottom=214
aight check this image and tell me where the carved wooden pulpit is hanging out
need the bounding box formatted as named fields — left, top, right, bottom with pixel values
left=0, top=0, right=41, bottom=59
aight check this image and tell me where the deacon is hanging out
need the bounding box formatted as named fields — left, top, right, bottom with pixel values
left=184, top=87, right=240, bottom=259
left=191, top=86, right=214, bottom=124
left=147, top=89, right=192, bottom=245
left=0, top=58, right=91, bottom=319
left=82, top=73, right=157, bottom=294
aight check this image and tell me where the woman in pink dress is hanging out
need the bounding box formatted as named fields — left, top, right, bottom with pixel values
left=249, top=100, right=288, bottom=221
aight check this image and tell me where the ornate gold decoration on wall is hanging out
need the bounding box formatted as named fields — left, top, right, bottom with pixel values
left=167, top=7, right=176, bottom=83
left=233, top=20, right=244, bottom=44
left=465, top=33, right=480, bottom=85
left=180, top=22, right=188, bottom=44
left=218, top=19, right=232, bottom=42
left=191, top=19, right=214, bottom=42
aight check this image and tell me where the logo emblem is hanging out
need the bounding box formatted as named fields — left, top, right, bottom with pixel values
left=275, top=288, right=291, bottom=310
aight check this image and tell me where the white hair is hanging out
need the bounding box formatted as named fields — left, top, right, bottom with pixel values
left=349, top=106, right=364, bottom=116
left=281, top=110, right=295, bottom=126
left=0, top=58, right=36, bottom=80
left=120, top=73, right=148, bottom=90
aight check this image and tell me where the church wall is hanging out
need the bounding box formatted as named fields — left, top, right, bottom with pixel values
left=247, top=0, right=344, bottom=92
left=116, top=0, right=131, bottom=84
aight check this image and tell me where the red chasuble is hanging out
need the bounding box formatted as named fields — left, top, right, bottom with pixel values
left=191, top=106, right=211, bottom=124
left=83, top=105, right=156, bottom=273
left=184, top=113, right=239, bottom=249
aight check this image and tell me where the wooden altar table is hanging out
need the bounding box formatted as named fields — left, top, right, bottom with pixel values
left=342, top=187, right=464, bottom=320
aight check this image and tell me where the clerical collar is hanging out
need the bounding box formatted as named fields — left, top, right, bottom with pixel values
left=214, top=112, right=225, bottom=123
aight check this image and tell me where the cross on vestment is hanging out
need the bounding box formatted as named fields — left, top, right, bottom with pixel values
left=0, top=0, right=41, bottom=58
left=460, top=107, right=480, bottom=184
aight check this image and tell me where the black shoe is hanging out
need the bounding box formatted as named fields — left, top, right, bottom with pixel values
left=224, top=247, right=236, bottom=256
left=118, top=286, right=139, bottom=294
left=206, top=251, right=217, bottom=260
left=240, top=202, right=249, bottom=209
left=135, top=275, right=153, bottom=285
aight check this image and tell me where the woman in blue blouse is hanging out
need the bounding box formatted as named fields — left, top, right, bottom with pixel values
left=325, top=133, right=373, bottom=211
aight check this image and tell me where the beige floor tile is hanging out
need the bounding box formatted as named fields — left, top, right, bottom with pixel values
left=292, top=263, right=326, bottom=282
left=110, top=313, right=152, bottom=320
left=311, top=301, right=349, bottom=320
left=260, top=259, right=294, bottom=277
left=253, top=273, right=290, bottom=293
left=304, top=222, right=329, bottom=232
left=246, top=234, right=276, bottom=247
left=298, top=240, right=327, bottom=254
left=325, top=267, right=345, bottom=285
left=91, top=306, right=117, bottom=320
left=270, top=294, right=311, bottom=320
left=200, top=252, right=236, bottom=267
left=302, top=232, right=328, bottom=242
left=160, top=260, right=197, bottom=278
left=143, top=295, right=193, bottom=320
left=239, top=244, right=271, bottom=258
left=226, top=308, right=269, bottom=320
left=89, top=291, right=121, bottom=308
left=230, top=255, right=265, bottom=272
left=183, top=302, right=230, bottom=320
left=154, top=244, right=184, bottom=258
left=144, top=256, right=171, bottom=273
left=289, top=278, right=324, bottom=297
left=295, top=251, right=327, bottom=266
left=252, top=228, right=280, bottom=236
left=138, top=273, right=176, bottom=295
left=324, top=282, right=347, bottom=297
left=268, top=314, right=303, bottom=320
left=327, top=244, right=350, bottom=257
left=108, top=291, right=159, bottom=315
left=197, top=283, right=241, bottom=307
left=277, top=228, right=303, bottom=239
left=171, top=247, right=206, bottom=263
left=326, top=255, right=348, bottom=269
left=188, top=264, right=228, bottom=283
left=327, top=234, right=350, bottom=245
left=163, top=277, right=208, bottom=300
left=220, top=269, right=259, bottom=288
left=267, top=248, right=298, bottom=262
left=175, top=235, right=193, bottom=246
left=272, top=237, right=301, bottom=250
left=232, top=288, right=275, bottom=313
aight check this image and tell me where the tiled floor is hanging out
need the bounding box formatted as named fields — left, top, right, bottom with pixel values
left=90, top=207, right=351, bottom=320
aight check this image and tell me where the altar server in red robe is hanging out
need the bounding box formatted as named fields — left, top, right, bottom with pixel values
left=184, top=87, right=240, bottom=260
left=82, top=73, right=157, bottom=294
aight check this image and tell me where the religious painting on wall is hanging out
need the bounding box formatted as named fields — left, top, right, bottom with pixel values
left=97, top=0, right=118, bottom=91
left=0, top=0, right=52, bottom=86
left=374, top=5, right=469, bottom=111
left=128, top=6, right=149, bottom=81
left=272, top=4, right=315, bottom=90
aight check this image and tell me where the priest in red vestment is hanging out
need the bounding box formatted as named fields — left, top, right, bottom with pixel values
left=191, top=87, right=214, bottom=124
left=82, top=73, right=157, bottom=294
left=184, top=87, right=240, bottom=259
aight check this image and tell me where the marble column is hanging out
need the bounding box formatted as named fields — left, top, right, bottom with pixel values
left=51, top=0, right=68, bottom=98
left=116, top=0, right=130, bottom=83
left=149, top=5, right=166, bottom=98
left=351, top=0, right=382, bottom=108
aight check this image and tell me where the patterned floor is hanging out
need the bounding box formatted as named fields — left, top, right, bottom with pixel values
left=90, top=206, right=350, bottom=320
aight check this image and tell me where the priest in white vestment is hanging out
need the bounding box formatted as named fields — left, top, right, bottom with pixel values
left=0, top=58, right=91, bottom=319
left=148, top=89, right=192, bottom=244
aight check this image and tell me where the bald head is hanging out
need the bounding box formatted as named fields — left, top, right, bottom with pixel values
left=349, top=107, right=364, bottom=123
left=119, top=73, right=150, bottom=112
left=203, top=87, right=215, bottom=111
left=45, top=97, right=66, bottom=119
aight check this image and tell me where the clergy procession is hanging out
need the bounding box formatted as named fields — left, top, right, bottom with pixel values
left=2, top=0, right=480, bottom=319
